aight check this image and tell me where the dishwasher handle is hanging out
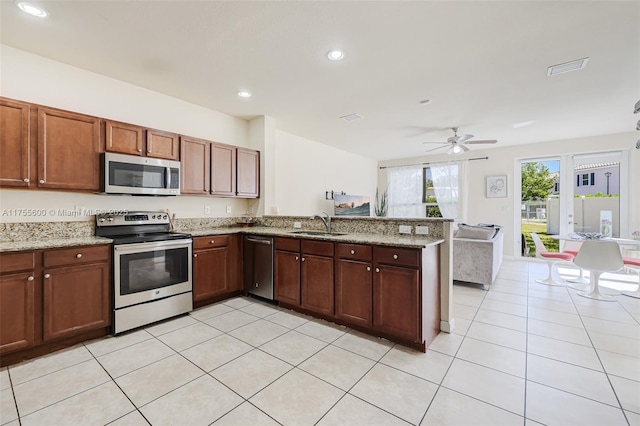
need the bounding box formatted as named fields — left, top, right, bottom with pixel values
left=246, top=237, right=272, bottom=245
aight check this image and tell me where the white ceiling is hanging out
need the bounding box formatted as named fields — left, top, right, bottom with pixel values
left=1, top=1, right=638, bottom=160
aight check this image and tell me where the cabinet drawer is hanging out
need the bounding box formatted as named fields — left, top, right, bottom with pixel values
left=275, top=237, right=300, bottom=252
left=302, top=239, right=334, bottom=257
left=374, top=246, right=420, bottom=268
left=336, top=243, right=372, bottom=261
left=44, top=245, right=109, bottom=268
left=0, top=252, right=35, bottom=274
left=193, top=235, right=229, bottom=250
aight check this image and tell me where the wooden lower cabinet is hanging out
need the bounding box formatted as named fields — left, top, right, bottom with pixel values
left=373, top=264, right=420, bottom=343
left=0, top=271, right=36, bottom=354
left=274, top=249, right=300, bottom=305
left=335, top=259, right=372, bottom=328
left=301, top=254, right=334, bottom=316
left=43, top=262, right=110, bottom=341
left=193, top=247, right=229, bottom=301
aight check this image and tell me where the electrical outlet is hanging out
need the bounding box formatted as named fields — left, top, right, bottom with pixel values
left=226, top=205, right=232, bottom=214
left=416, top=225, right=429, bottom=235
left=399, top=225, right=412, bottom=234
left=204, top=205, right=211, bottom=215
left=293, top=221, right=302, bottom=229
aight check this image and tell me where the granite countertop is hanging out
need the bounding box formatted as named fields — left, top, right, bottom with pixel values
left=0, top=237, right=113, bottom=253
left=189, top=226, right=444, bottom=249
left=0, top=227, right=444, bottom=253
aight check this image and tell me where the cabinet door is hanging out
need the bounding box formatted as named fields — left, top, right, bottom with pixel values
left=38, top=107, right=102, bottom=191
left=181, top=136, right=211, bottom=195
left=193, top=248, right=229, bottom=302
left=43, top=262, right=110, bottom=341
left=373, top=265, right=420, bottom=342
left=146, top=129, right=179, bottom=160
left=236, top=148, right=259, bottom=198
left=335, top=259, right=372, bottom=327
left=301, top=254, right=334, bottom=316
left=211, top=143, right=236, bottom=196
left=105, top=120, right=144, bottom=156
left=0, top=98, right=31, bottom=188
left=0, top=272, right=36, bottom=354
left=274, top=250, right=300, bottom=305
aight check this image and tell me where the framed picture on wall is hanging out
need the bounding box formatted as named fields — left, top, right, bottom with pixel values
left=486, top=175, right=508, bottom=198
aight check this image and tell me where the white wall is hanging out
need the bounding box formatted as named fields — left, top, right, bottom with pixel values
left=271, top=130, right=378, bottom=216
left=379, top=132, right=640, bottom=256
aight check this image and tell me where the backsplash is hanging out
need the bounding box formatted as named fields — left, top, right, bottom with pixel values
left=0, top=221, right=95, bottom=242
left=172, top=217, right=240, bottom=231
left=259, top=216, right=451, bottom=240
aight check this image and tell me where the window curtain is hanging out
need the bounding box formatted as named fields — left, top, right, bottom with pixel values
left=430, top=161, right=467, bottom=220
left=387, top=165, right=424, bottom=217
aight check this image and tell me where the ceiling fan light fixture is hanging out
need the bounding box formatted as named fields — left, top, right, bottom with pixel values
left=448, top=144, right=467, bottom=155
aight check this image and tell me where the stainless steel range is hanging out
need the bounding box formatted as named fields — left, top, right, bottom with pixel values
left=96, top=211, right=192, bottom=334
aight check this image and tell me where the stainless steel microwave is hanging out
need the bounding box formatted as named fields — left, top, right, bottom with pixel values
left=104, top=153, right=180, bottom=195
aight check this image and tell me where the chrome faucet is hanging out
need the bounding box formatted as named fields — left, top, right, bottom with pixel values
left=311, top=212, right=332, bottom=233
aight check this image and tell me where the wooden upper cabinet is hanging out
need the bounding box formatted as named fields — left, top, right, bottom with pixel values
left=211, top=143, right=236, bottom=196
left=181, top=136, right=210, bottom=195
left=0, top=98, right=32, bottom=188
left=38, top=107, right=102, bottom=191
left=147, top=129, right=179, bottom=160
left=236, top=148, right=259, bottom=198
left=105, top=120, right=144, bottom=156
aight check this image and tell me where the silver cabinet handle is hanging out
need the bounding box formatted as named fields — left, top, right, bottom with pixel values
left=193, top=253, right=198, bottom=258
left=23, top=178, right=30, bottom=183
left=301, top=257, right=306, bottom=262
left=366, top=266, right=371, bottom=272
left=148, top=150, right=152, bottom=154
left=295, top=256, right=299, bottom=260
left=27, top=276, right=34, bottom=281
left=350, top=250, right=355, bottom=255
left=393, top=254, right=398, bottom=260
left=76, top=253, right=82, bottom=259
left=210, top=240, right=215, bottom=244
left=138, top=148, right=142, bottom=152
left=375, top=268, right=380, bottom=273
left=39, top=179, right=45, bottom=184
left=44, top=273, right=50, bottom=279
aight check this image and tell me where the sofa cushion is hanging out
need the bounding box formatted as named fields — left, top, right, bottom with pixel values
left=455, top=224, right=497, bottom=240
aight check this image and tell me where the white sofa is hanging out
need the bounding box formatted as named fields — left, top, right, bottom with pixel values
left=453, top=228, right=504, bottom=290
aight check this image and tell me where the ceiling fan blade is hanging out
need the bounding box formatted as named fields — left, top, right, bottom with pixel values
left=425, top=145, right=447, bottom=153
left=456, top=134, right=474, bottom=143
left=465, top=139, right=498, bottom=145
left=422, top=141, right=448, bottom=145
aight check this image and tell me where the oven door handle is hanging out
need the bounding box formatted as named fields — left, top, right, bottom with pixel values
left=114, top=239, right=192, bottom=253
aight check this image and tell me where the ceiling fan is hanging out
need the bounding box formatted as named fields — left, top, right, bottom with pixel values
left=423, top=127, right=497, bottom=155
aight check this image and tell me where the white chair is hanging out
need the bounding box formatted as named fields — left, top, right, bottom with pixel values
left=562, top=240, right=589, bottom=289
left=621, top=257, right=640, bottom=299
left=531, top=232, right=575, bottom=286
left=573, top=241, right=624, bottom=301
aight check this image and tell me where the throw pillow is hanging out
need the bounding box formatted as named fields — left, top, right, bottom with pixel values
left=455, top=224, right=497, bottom=240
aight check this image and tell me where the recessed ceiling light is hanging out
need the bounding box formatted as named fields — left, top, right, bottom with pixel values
left=237, top=91, right=251, bottom=98
left=512, top=120, right=535, bottom=129
left=547, top=57, right=589, bottom=76
left=16, top=1, right=47, bottom=17
left=327, top=50, right=345, bottom=61
left=419, top=99, right=432, bottom=105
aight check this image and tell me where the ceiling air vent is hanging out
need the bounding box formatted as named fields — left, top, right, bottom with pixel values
left=340, top=113, right=363, bottom=122
left=547, top=57, right=589, bottom=76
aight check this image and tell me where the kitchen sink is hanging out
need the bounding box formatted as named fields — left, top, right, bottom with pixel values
left=290, top=231, right=347, bottom=236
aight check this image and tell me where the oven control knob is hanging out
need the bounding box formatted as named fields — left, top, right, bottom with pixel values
left=99, top=218, right=105, bottom=222
left=107, top=217, right=114, bottom=222
left=152, top=215, right=156, bottom=219
left=163, top=214, right=168, bottom=219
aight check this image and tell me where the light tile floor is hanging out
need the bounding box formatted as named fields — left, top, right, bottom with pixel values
left=1, top=259, right=639, bottom=425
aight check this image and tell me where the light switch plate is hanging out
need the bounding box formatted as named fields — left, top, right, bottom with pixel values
left=293, top=221, right=302, bottom=229
left=399, top=225, right=412, bottom=234
left=416, top=225, right=429, bottom=235
left=226, top=205, right=232, bottom=214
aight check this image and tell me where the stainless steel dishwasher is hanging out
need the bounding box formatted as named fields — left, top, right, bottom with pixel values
left=243, top=235, right=274, bottom=300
